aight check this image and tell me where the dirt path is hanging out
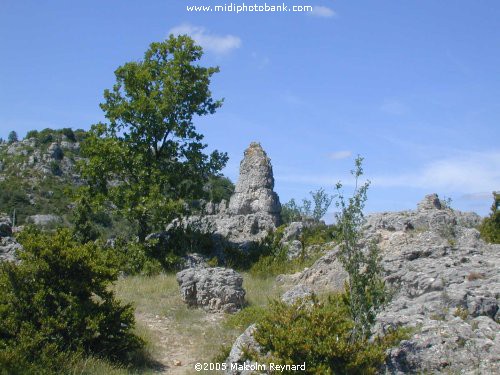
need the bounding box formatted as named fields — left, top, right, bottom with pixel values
left=136, top=312, right=226, bottom=375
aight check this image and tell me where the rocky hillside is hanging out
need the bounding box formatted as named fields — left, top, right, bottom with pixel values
left=0, top=128, right=85, bottom=226
left=272, top=194, right=499, bottom=374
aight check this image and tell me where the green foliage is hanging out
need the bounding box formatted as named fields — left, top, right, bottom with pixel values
left=25, top=129, right=39, bottom=139
left=7, top=131, right=18, bottom=144
left=108, top=223, right=216, bottom=274
left=49, top=160, right=62, bottom=175
left=79, top=35, right=228, bottom=241
left=300, top=223, right=339, bottom=247
left=252, top=294, right=405, bottom=374
left=281, top=188, right=333, bottom=224
left=0, top=228, right=143, bottom=373
left=311, top=187, right=334, bottom=221
left=281, top=198, right=302, bottom=224
left=204, top=175, right=235, bottom=203
left=334, top=156, right=387, bottom=340
left=225, top=305, right=267, bottom=331
left=479, top=191, right=500, bottom=243
left=61, top=127, right=76, bottom=142
left=71, top=191, right=100, bottom=243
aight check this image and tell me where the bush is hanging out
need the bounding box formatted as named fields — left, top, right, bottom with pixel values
left=300, top=223, right=339, bottom=247
left=479, top=192, right=500, bottom=244
left=252, top=294, right=406, bottom=374
left=0, top=228, right=143, bottom=373
left=281, top=188, right=333, bottom=224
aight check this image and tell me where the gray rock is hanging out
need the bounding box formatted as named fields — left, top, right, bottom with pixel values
left=284, top=239, right=303, bottom=260
left=48, top=142, right=64, bottom=160
left=0, top=236, right=22, bottom=262
left=281, top=284, right=313, bottom=304
left=176, top=267, right=245, bottom=313
left=228, top=142, right=281, bottom=224
left=170, top=143, right=282, bottom=252
left=417, top=193, right=442, bottom=211
left=26, top=214, right=62, bottom=227
left=181, top=253, right=209, bottom=269
left=285, top=194, right=500, bottom=373
left=225, top=324, right=265, bottom=375
left=279, top=221, right=314, bottom=245
left=0, top=214, right=12, bottom=237
left=295, top=248, right=349, bottom=293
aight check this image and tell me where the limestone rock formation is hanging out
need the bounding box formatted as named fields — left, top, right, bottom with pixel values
left=225, top=324, right=264, bottom=375
left=173, top=142, right=281, bottom=250
left=228, top=142, right=281, bottom=222
left=176, top=267, right=245, bottom=313
left=0, top=214, right=21, bottom=262
left=26, top=214, right=62, bottom=227
left=278, top=194, right=499, bottom=374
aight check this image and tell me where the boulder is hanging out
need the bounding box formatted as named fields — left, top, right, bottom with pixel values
left=281, top=284, right=313, bottom=304
left=26, top=214, right=62, bottom=227
left=0, top=237, right=22, bottom=262
left=0, top=214, right=12, bottom=237
left=176, top=267, right=245, bottom=313
left=225, top=324, right=264, bottom=375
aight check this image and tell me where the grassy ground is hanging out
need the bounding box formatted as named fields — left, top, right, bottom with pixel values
left=75, top=272, right=281, bottom=374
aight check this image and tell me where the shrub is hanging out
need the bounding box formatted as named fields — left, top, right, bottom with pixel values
left=25, top=130, right=39, bottom=139
left=300, top=222, right=339, bottom=247
left=107, top=237, right=163, bottom=276
left=252, top=294, right=406, bottom=374
left=204, top=175, right=235, bottom=203
left=281, top=199, right=302, bottom=224
left=479, top=192, right=500, bottom=244
left=0, top=228, right=143, bottom=373
left=281, top=189, right=333, bottom=224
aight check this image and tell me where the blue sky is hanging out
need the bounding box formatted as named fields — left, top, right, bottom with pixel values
left=1, top=1, right=499, bottom=216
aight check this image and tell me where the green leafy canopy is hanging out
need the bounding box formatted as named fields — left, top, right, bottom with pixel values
left=79, top=35, right=228, bottom=241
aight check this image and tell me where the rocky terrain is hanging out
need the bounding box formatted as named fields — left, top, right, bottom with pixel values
left=0, top=213, right=22, bottom=262
left=0, top=130, right=84, bottom=226
left=232, top=194, right=499, bottom=374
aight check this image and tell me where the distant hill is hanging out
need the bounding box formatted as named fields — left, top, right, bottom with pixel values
left=0, top=128, right=86, bottom=226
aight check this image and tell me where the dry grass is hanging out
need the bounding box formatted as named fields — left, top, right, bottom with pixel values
left=110, top=271, right=281, bottom=374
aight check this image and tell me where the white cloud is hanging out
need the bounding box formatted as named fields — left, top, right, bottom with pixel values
left=328, top=150, right=352, bottom=160
left=168, top=24, right=241, bottom=54
left=373, top=151, right=500, bottom=193
left=309, top=6, right=336, bottom=18
left=380, top=99, right=409, bottom=115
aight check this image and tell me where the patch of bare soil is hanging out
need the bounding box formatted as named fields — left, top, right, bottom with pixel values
left=136, top=312, right=226, bottom=374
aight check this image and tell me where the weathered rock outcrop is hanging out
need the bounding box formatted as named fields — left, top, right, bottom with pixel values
left=277, top=194, right=499, bottom=374
left=176, top=267, right=245, bottom=313
left=0, top=214, right=21, bottom=262
left=228, top=142, right=281, bottom=221
left=26, top=214, right=62, bottom=227
left=225, top=324, right=263, bottom=375
left=174, top=142, right=281, bottom=250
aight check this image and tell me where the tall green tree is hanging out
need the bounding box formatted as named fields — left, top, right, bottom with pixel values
left=79, top=35, right=228, bottom=241
left=7, top=131, right=18, bottom=144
